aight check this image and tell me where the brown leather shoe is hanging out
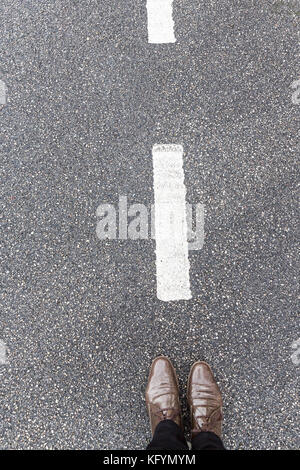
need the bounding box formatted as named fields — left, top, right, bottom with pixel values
left=187, top=361, right=223, bottom=439
left=145, top=356, right=182, bottom=435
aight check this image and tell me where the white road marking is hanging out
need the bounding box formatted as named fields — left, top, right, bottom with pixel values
left=152, top=144, right=191, bottom=301
left=291, top=338, right=300, bottom=365
left=0, top=339, right=8, bottom=365
left=0, top=80, right=8, bottom=105
left=146, top=0, right=176, bottom=44
left=291, top=79, right=300, bottom=105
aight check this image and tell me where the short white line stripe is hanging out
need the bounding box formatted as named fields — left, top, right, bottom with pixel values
left=146, top=0, right=176, bottom=44
left=0, top=80, right=8, bottom=105
left=152, top=144, right=191, bottom=301
left=0, top=339, right=8, bottom=365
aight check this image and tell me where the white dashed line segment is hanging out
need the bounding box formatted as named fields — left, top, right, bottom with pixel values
left=291, top=338, right=300, bottom=365
left=0, top=80, right=8, bottom=105
left=0, top=339, right=8, bottom=365
left=146, top=0, right=176, bottom=44
left=152, top=144, right=191, bottom=301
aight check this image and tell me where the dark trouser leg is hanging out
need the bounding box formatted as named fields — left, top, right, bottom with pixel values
left=192, top=431, right=226, bottom=450
left=146, top=420, right=189, bottom=450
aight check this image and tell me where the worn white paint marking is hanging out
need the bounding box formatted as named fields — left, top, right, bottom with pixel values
left=291, top=338, right=300, bottom=365
left=0, top=80, right=8, bottom=105
left=0, top=339, right=8, bottom=365
left=152, top=144, right=191, bottom=301
left=146, top=0, right=176, bottom=44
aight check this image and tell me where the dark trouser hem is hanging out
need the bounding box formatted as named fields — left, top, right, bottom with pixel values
left=146, top=420, right=225, bottom=450
left=146, top=420, right=188, bottom=450
left=192, top=431, right=226, bottom=450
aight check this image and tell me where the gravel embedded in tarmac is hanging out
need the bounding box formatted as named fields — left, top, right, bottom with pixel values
left=0, top=0, right=299, bottom=449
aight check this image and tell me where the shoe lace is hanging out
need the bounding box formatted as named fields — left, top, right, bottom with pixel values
left=192, top=408, right=222, bottom=434
left=153, top=407, right=179, bottom=422
left=192, top=416, right=210, bottom=434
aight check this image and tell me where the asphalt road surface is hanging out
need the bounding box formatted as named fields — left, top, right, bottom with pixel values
left=0, top=0, right=299, bottom=450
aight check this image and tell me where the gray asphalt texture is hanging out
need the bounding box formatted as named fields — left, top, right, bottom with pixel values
left=0, top=0, right=299, bottom=450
